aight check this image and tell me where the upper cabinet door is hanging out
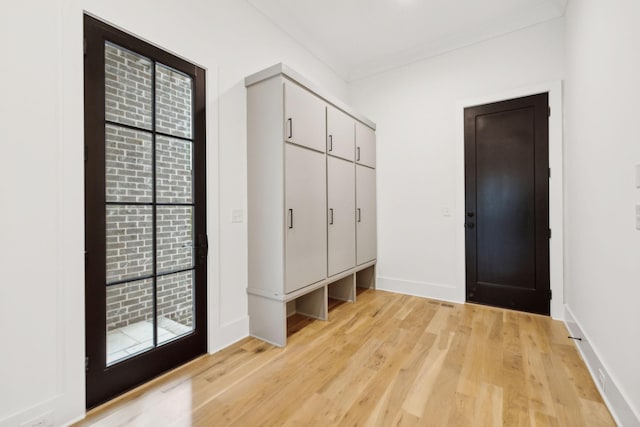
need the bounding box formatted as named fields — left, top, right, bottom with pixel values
left=284, top=144, right=327, bottom=293
left=355, top=121, right=376, bottom=168
left=327, top=105, right=355, bottom=161
left=284, top=80, right=326, bottom=152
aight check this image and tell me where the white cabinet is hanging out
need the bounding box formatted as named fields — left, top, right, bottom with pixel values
left=285, top=144, right=327, bottom=292
left=246, top=63, right=377, bottom=347
left=284, top=80, right=326, bottom=152
left=357, top=164, right=377, bottom=265
left=356, top=121, right=376, bottom=168
left=327, top=105, right=355, bottom=161
left=327, top=156, right=356, bottom=276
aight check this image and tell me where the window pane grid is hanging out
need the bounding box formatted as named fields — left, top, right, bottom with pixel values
left=106, top=201, right=195, bottom=207
left=104, top=41, right=195, bottom=363
left=105, top=205, right=153, bottom=284
left=156, top=63, right=193, bottom=139
left=105, top=119, right=194, bottom=143
left=105, top=124, right=153, bottom=203
left=104, top=43, right=153, bottom=130
left=106, top=266, right=196, bottom=287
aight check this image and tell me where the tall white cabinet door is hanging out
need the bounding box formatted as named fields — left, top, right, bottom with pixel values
left=327, top=156, right=356, bottom=276
left=355, top=121, right=376, bottom=168
left=327, top=106, right=355, bottom=161
left=284, top=80, right=326, bottom=152
left=356, top=165, right=377, bottom=265
left=285, top=144, right=327, bottom=293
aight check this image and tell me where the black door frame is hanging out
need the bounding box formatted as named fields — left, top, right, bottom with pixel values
left=84, top=14, right=207, bottom=408
left=463, top=93, right=550, bottom=315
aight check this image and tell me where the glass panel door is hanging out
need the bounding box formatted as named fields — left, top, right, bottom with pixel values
left=84, top=14, right=207, bottom=408
left=103, top=43, right=196, bottom=365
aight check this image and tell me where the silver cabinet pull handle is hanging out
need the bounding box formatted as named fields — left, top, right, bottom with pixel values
left=288, top=209, right=293, bottom=229
left=357, top=208, right=361, bottom=222
left=328, top=135, right=333, bottom=151
left=329, top=208, right=334, bottom=224
left=287, top=118, right=293, bottom=139
left=356, top=146, right=361, bottom=161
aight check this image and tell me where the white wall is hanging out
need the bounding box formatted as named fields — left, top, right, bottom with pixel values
left=348, top=19, right=565, bottom=306
left=0, top=1, right=347, bottom=425
left=564, top=0, right=640, bottom=423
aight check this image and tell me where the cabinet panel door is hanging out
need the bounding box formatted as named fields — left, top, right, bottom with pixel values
left=356, top=165, right=377, bottom=265
left=355, top=121, right=376, bottom=168
left=327, top=156, right=356, bottom=276
left=327, top=105, right=355, bottom=161
left=285, top=144, right=327, bottom=293
left=284, top=80, right=326, bottom=153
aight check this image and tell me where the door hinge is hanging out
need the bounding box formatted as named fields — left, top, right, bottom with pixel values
left=548, top=168, right=551, bottom=178
left=84, top=145, right=88, bottom=162
left=84, top=38, right=87, bottom=56
left=548, top=106, right=551, bottom=117
left=549, top=228, right=552, bottom=238
left=85, top=356, right=89, bottom=372
left=549, top=289, right=553, bottom=300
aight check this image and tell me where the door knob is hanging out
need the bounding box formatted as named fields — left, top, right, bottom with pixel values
left=464, top=222, right=475, bottom=229
left=467, top=212, right=475, bottom=217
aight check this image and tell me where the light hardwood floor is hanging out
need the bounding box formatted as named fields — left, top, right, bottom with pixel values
left=76, top=289, right=615, bottom=426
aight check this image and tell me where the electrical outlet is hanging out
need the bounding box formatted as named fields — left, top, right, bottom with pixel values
left=20, top=412, right=53, bottom=427
left=598, top=368, right=607, bottom=392
left=442, top=207, right=451, bottom=217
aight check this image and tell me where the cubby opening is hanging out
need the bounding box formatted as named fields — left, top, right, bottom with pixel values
left=356, top=264, right=376, bottom=289
left=285, top=286, right=327, bottom=338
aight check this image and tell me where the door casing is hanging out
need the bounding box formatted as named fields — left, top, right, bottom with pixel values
left=455, top=81, right=564, bottom=319
left=83, top=14, right=207, bottom=408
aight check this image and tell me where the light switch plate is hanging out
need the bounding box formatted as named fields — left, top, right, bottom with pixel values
left=232, top=209, right=243, bottom=223
left=442, top=207, right=451, bottom=217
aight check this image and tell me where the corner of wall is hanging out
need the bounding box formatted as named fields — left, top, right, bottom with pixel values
left=208, top=316, right=250, bottom=354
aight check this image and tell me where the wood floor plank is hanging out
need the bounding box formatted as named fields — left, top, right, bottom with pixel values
left=447, top=392, right=476, bottom=426
left=402, top=331, right=453, bottom=417
left=363, top=336, right=438, bottom=426
left=75, top=290, right=616, bottom=427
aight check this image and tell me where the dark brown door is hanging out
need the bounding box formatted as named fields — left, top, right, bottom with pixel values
left=84, top=15, right=207, bottom=408
left=464, top=93, right=550, bottom=315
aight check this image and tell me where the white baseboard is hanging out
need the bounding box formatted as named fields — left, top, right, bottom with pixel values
left=564, top=305, right=640, bottom=427
left=376, top=277, right=464, bottom=305
left=208, top=315, right=250, bottom=354
left=0, top=396, right=60, bottom=427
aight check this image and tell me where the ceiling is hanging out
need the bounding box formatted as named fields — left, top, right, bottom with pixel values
left=246, top=0, right=568, bottom=81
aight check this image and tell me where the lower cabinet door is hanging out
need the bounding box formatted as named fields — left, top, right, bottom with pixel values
left=285, top=143, right=327, bottom=293
left=327, top=156, right=356, bottom=276
left=356, top=164, right=377, bottom=265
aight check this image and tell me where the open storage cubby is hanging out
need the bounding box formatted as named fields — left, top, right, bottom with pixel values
left=293, top=286, right=327, bottom=319
left=248, top=261, right=376, bottom=347
left=328, top=274, right=356, bottom=303
left=356, top=264, right=376, bottom=290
